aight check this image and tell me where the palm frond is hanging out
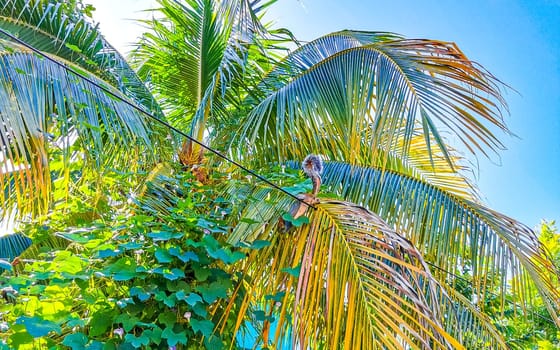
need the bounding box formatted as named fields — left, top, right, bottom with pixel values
left=221, top=184, right=509, bottom=349
left=370, top=127, right=481, bottom=200
left=286, top=161, right=560, bottom=327
left=0, top=39, right=167, bottom=218
left=0, top=0, right=161, bottom=113
left=132, top=0, right=276, bottom=139
left=236, top=30, right=510, bottom=168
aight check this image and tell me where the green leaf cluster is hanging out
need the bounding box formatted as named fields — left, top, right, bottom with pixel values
left=483, top=221, right=560, bottom=349
left=0, top=170, right=257, bottom=349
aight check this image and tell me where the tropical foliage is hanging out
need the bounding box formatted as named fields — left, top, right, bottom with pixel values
left=0, top=169, right=249, bottom=349
left=0, top=0, right=558, bottom=349
left=0, top=0, right=169, bottom=219
left=486, top=221, right=560, bottom=349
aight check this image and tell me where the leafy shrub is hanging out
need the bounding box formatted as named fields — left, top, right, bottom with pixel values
left=0, top=170, right=249, bottom=349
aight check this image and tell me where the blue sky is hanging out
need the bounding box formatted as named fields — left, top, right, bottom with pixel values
left=91, top=0, right=559, bottom=228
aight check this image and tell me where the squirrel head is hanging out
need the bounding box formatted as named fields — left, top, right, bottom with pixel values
left=302, top=154, right=323, bottom=178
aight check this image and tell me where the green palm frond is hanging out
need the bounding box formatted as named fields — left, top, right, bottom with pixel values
left=0, top=39, right=166, bottom=218
left=0, top=0, right=103, bottom=71
left=221, top=184, right=509, bottom=349
left=371, top=127, right=481, bottom=200
left=237, top=30, right=509, bottom=168
left=0, top=0, right=161, bottom=113
left=132, top=0, right=276, bottom=140
left=286, top=161, right=560, bottom=326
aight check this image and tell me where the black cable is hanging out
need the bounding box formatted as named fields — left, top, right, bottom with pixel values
left=0, top=28, right=315, bottom=209
left=2, top=28, right=555, bottom=328
left=426, top=261, right=557, bottom=326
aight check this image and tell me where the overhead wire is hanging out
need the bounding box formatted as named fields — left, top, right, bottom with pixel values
left=1, top=28, right=557, bottom=328
left=0, top=28, right=315, bottom=210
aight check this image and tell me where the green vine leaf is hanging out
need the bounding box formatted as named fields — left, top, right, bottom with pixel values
left=169, top=247, right=199, bottom=262
left=190, top=319, right=214, bottom=337
left=107, top=257, right=137, bottom=281
left=148, top=231, right=184, bottom=241
left=89, top=310, right=114, bottom=337
left=62, top=333, right=88, bottom=349
left=130, top=286, right=151, bottom=301
left=281, top=213, right=309, bottom=227
left=115, top=315, right=140, bottom=332
left=163, top=268, right=185, bottom=281
left=281, top=264, right=301, bottom=277
left=196, top=281, right=230, bottom=304
left=15, top=316, right=61, bottom=338
left=185, top=293, right=203, bottom=306
left=253, top=310, right=266, bottom=322
left=125, top=332, right=150, bottom=347
left=207, top=248, right=246, bottom=264
left=158, top=312, right=176, bottom=327
left=143, top=327, right=163, bottom=345
left=155, top=248, right=173, bottom=263
left=161, top=327, right=188, bottom=346
left=248, top=240, right=271, bottom=249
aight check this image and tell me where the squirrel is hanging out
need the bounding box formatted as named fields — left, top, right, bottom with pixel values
left=278, top=154, right=323, bottom=231
left=302, top=154, right=323, bottom=198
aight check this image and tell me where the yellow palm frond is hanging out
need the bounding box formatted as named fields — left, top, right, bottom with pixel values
left=219, top=185, right=509, bottom=349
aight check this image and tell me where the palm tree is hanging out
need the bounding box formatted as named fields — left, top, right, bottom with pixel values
left=0, top=0, right=558, bottom=348
left=131, top=0, right=287, bottom=168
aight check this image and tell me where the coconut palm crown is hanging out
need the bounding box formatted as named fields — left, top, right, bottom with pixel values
left=0, top=0, right=558, bottom=349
